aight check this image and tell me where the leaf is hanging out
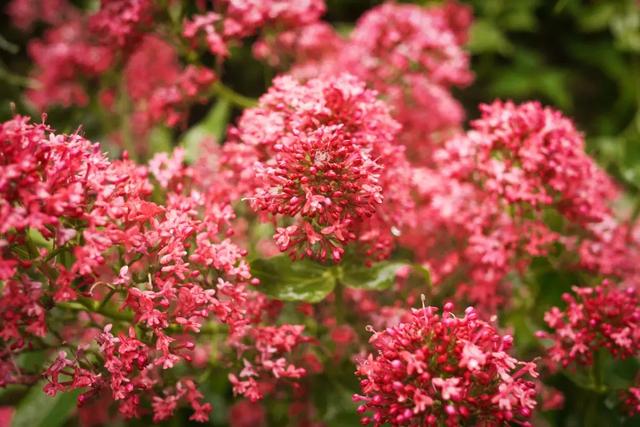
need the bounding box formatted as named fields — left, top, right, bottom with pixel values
left=148, top=126, right=173, bottom=155
left=577, top=3, right=616, bottom=32
left=0, top=35, right=18, bottom=54
left=11, top=384, right=79, bottom=427
left=182, top=98, right=231, bottom=163
left=413, top=263, right=432, bottom=289
left=251, top=255, right=336, bottom=303
left=341, top=261, right=407, bottom=291
left=467, top=19, right=514, bottom=55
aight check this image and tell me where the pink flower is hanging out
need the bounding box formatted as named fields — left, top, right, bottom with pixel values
left=537, top=281, right=640, bottom=367
left=27, top=21, right=114, bottom=109
left=224, top=74, right=414, bottom=261
left=623, top=384, right=640, bottom=416
left=88, top=0, right=153, bottom=47
left=354, top=304, right=537, bottom=426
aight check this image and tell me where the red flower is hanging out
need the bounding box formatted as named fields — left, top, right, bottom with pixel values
left=354, top=304, right=538, bottom=426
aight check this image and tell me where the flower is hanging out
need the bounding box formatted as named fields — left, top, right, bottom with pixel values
left=183, top=0, right=326, bottom=58
left=228, top=324, right=311, bottom=402
left=1, top=117, right=310, bottom=422
left=88, top=0, right=153, bottom=47
left=288, top=2, right=473, bottom=160
left=402, top=101, right=622, bottom=310
left=224, top=74, right=414, bottom=261
left=27, top=21, right=114, bottom=109
left=354, top=304, right=538, bottom=426
left=537, top=281, right=640, bottom=367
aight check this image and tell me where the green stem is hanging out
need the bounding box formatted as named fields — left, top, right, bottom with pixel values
left=0, top=64, right=38, bottom=89
left=98, top=288, right=117, bottom=311
left=334, top=280, right=345, bottom=324
left=57, top=297, right=132, bottom=322
left=116, top=78, right=138, bottom=162
left=212, top=82, right=257, bottom=109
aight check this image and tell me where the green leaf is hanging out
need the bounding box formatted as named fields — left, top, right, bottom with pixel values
left=148, top=126, right=173, bottom=155
left=413, top=263, right=432, bottom=289
left=251, top=255, right=336, bottom=303
left=341, top=261, right=407, bottom=291
left=182, top=98, right=231, bottom=163
left=467, top=19, right=514, bottom=55
left=577, top=3, right=616, bottom=32
left=11, top=383, right=80, bottom=427
left=0, top=35, right=19, bottom=54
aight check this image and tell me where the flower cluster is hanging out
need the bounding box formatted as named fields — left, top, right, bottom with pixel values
left=27, top=20, right=114, bottom=109
left=437, top=101, right=617, bottom=223
left=222, top=74, right=414, bottom=261
left=286, top=1, right=473, bottom=160
left=253, top=22, right=342, bottom=69
left=18, top=0, right=217, bottom=142
left=88, top=0, right=153, bottom=47
left=228, top=325, right=311, bottom=402
left=623, top=383, right=640, bottom=416
left=0, top=117, right=310, bottom=421
left=6, top=0, right=73, bottom=31
left=537, top=281, right=640, bottom=367
left=183, top=0, right=326, bottom=58
left=354, top=304, right=538, bottom=426
left=402, top=101, right=621, bottom=309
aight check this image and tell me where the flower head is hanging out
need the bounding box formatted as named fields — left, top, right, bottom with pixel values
left=225, top=74, right=413, bottom=261
left=537, top=281, right=640, bottom=367
left=354, top=304, right=538, bottom=426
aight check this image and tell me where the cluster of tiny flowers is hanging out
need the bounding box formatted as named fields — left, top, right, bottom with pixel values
left=183, top=0, right=326, bottom=58
left=27, top=20, right=114, bottom=109
left=346, top=1, right=473, bottom=148
left=578, top=215, right=640, bottom=286
left=228, top=325, right=311, bottom=402
left=88, top=0, right=153, bottom=47
left=253, top=22, right=342, bottom=69
left=0, top=118, right=311, bottom=421
left=537, top=281, right=640, bottom=367
left=6, top=0, right=73, bottom=31
left=623, top=383, right=640, bottom=416
left=222, top=74, right=413, bottom=261
left=402, top=100, right=622, bottom=309
left=354, top=304, right=538, bottom=426
left=0, top=116, right=108, bottom=359
left=145, top=65, right=217, bottom=128
left=17, top=0, right=216, bottom=140
left=286, top=1, right=473, bottom=160
left=437, top=101, right=617, bottom=224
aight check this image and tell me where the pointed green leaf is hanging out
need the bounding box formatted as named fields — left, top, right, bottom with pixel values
left=251, top=255, right=336, bottom=303
left=341, top=261, right=407, bottom=291
left=11, top=384, right=80, bottom=427
left=182, top=98, right=231, bottom=163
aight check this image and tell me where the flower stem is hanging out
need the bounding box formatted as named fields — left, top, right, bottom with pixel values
left=212, top=82, right=257, bottom=109
left=57, top=297, right=132, bottom=322
left=334, top=280, right=345, bottom=324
